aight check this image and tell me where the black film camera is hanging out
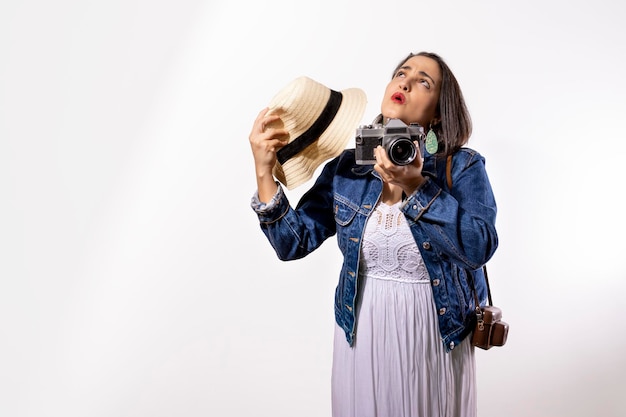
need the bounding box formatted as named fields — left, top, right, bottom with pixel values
left=355, top=118, right=425, bottom=165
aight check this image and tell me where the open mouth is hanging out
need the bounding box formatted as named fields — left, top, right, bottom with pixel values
left=391, top=92, right=405, bottom=104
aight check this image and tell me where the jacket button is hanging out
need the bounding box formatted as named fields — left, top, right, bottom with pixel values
left=449, top=341, right=455, bottom=350
left=422, top=242, right=431, bottom=250
left=439, top=308, right=446, bottom=315
left=432, top=279, right=440, bottom=286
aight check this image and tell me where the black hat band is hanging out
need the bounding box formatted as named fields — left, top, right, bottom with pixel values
left=276, top=89, right=343, bottom=165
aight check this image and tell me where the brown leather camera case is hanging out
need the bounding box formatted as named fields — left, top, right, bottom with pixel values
left=472, top=306, right=509, bottom=350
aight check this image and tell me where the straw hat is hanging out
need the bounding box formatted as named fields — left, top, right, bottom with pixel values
left=266, top=76, right=367, bottom=189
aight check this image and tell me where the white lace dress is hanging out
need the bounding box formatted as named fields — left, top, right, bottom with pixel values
left=331, top=201, right=476, bottom=417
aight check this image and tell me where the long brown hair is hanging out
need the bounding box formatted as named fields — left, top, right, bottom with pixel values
left=392, top=52, right=472, bottom=157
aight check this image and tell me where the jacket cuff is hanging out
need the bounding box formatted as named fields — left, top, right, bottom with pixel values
left=401, top=177, right=441, bottom=221
left=250, top=182, right=289, bottom=222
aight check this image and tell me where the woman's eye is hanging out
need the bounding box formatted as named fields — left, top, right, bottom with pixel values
left=420, top=79, right=430, bottom=88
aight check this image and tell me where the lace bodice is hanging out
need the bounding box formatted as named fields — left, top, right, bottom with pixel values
left=359, top=202, right=430, bottom=282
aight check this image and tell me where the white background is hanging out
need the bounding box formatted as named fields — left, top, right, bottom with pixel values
left=1, top=1, right=625, bottom=416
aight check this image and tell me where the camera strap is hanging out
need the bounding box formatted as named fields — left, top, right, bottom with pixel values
left=446, top=154, right=453, bottom=190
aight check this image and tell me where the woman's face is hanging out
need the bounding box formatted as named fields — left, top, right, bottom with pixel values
left=381, top=55, right=442, bottom=127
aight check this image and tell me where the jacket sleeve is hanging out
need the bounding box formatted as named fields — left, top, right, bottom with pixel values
left=250, top=159, right=339, bottom=261
left=402, top=149, right=498, bottom=269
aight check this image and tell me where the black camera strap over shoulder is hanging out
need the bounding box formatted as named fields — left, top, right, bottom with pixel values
left=446, top=154, right=453, bottom=190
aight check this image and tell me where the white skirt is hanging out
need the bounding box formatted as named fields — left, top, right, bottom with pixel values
left=331, top=273, right=477, bottom=417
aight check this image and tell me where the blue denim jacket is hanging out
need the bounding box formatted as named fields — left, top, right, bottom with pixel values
left=251, top=147, right=498, bottom=352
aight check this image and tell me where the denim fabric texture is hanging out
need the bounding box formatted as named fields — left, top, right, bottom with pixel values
left=251, top=147, right=498, bottom=352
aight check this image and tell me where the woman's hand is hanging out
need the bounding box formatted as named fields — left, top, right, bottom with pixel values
left=249, top=108, right=289, bottom=172
left=373, top=143, right=426, bottom=196
left=248, top=108, right=289, bottom=202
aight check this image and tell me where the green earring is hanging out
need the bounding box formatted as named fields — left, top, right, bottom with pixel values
left=425, top=128, right=438, bottom=154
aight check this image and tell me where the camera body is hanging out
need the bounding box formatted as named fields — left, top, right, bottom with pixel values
left=355, top=118, right=425, bottom=165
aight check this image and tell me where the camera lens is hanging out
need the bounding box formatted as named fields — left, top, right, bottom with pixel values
left=386, top=137, right=416, bottom=165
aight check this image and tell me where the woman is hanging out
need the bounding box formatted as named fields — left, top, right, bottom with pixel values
left=249, top=52, right=498, bottom=417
